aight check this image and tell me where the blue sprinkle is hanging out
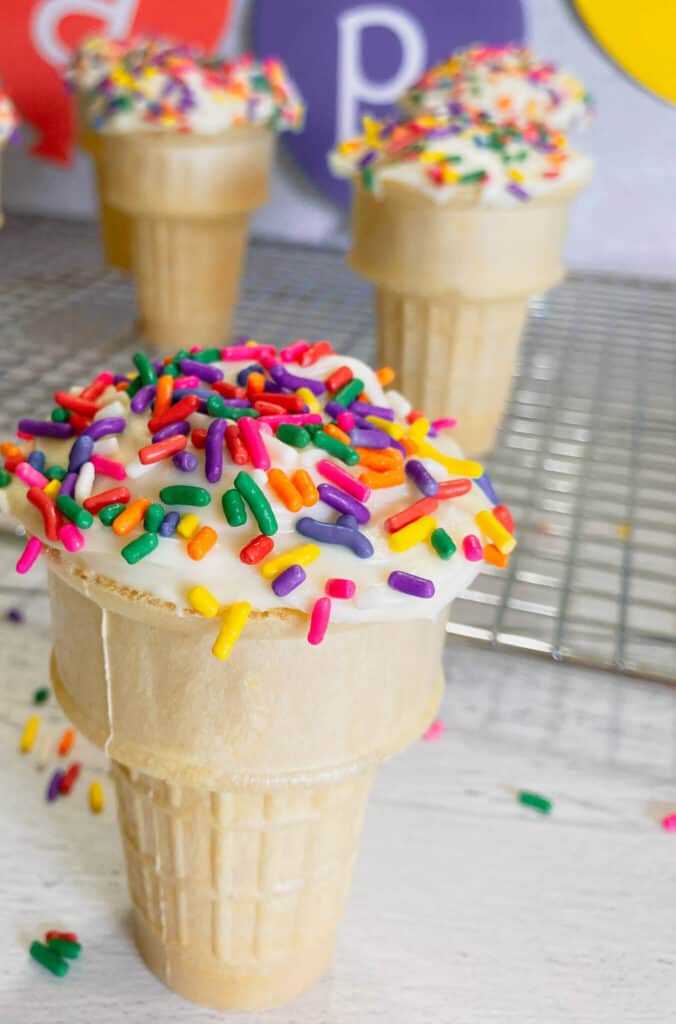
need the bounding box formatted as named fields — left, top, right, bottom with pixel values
left=159, top=511, right=180, bottom=537
left=476, top=472, right=500, bottom=506
left=27, top=451, right=46, bottom=473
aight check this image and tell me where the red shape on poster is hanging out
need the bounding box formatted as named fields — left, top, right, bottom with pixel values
left=0, top=1, right=231, bottom=163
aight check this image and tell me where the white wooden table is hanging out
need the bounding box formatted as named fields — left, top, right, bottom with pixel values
left=1, top=552, right=674, bottom=1023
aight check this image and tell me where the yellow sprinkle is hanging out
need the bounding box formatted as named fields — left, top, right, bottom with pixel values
left=414, top=436, right=483, bottom=479
left=260, top=543, right=320, bottom=580
left=43, top=479, right=61, bottom=499
left=475, top=510, right=517, bottom=555
left=89, top=781, right=104, bottom=814
left=388, top=515, right=437, bottom=553
left=296, top=387, right=320, bottom=414
left=177, top=513, right=200, bottom=540
left=406, top=417, right=431, bottom=443
left=19, top=715, right=40, bottom=754
left=509, top=169, right=525, bottom=183
left=212, top=602, right=252, bottom=661
left=365, top=415, right=404, bottom=439
left=362, top=114, right=382, bottom=145
left=337, top=139, right=362, bottom=155
left=245, top=339, right=259, bottom=347
left=188, top=586, right=220, bottom=618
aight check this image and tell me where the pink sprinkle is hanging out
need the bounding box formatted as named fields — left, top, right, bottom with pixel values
left=90, top=455, right=126, bottom=480
left=189, top=345, right=202, bottom=354
left=463, top=534, right=483, bottom=561
left=308, top=596, right=331, bottom=645
left=325, top=578, right=356, bottom=600
left=59, top=523, right=85, bottom=552
left=661, top=813, right=676, bottom=832
left=316, top=459, right=371, bottom=503
left=16, top=431, right=34, bottom=441
left=16, top=536, right=43, bottom=574
left=220, top=345, right=277, bottom=362
left=431, top=417, right=458, bottom=431
left=15, top=462, right=48, bottom=488
left=423, top=720, right=444, bottom=742
left=280, top=340, right=310, bottom=363
left=336, top=411, right=355, bottom=432
left=238, top=416, right=270, bottom=471
left=173, top=375, right=201, bottom=389
left=257, top=413, right=323, bottom=429
left=258, top=349, right=280, bottom=370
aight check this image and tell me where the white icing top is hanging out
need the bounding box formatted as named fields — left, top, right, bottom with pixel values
left=66, top=35, right=170, bottom=92
left=5, top=349, right=511, bottom=625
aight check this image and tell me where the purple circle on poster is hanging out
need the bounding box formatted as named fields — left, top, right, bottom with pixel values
left=254, top=0, right=525, bottom=207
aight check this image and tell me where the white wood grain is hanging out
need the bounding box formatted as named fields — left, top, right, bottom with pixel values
left=1, top=594, right=675, bottom=1023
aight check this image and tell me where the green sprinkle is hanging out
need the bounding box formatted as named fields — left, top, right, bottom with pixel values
left=0, top=468, right=11, bottom=488
left=159, top=485, right=211, bottom=507
left=444, top=154, right=463, bottom=164
left=30, top=941, right=68, bottom=977
left=313, top=431, right=359, bottom=466
left=304, top=423, right=323, bottom=438
left=517, top=790, right=552, bottom=815
left=430, top=527, right=456, bottom=560
left=99, top=502, right=126, bottom=526
left=361, top=166, right=375, bottom=191
left=332, top=378, right=364, bottom=408
left=51, top=407, right=70, bottom=423
left=133, top=352, right=157, bottom=386
left=162, top=363, right=179, bottom=378
left=458, top=171, right=487, bottom=185
left=234, top=471, right=278, bottom=536
left=45, top=466, right=67, bottom=481
left=125, top=376, right=143, bottom=399
left=56, top=495, right=93, bottom=529
left=191, top=347, right=222, bottom=363
left=33, top=687, right=50, bottom=704
left=121, top=531, right=158, bottom=565
left=144, top=503, right=165, bottom=533
left=47, top=938, right=81, bottom=960
left=276, top=424, right=311, bottom=448
left=207, top=395, right=259, bottom=421
left=222, top=489, right=247, bottom=527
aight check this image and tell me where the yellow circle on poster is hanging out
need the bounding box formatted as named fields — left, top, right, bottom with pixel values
left=573, top=0, right=676, bottom=103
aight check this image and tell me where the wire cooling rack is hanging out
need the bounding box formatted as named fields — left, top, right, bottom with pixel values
left=0, top=215, right=674, bottom=683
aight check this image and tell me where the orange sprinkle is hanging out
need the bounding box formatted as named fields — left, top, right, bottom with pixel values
left=58, top=728, right=75, bottom=757
left=359, top=468, right=405, bottom=489
left=112, top=498, right=150, bottom=536
left=246, top=372, right=266, bottom=398
left=354, top=447, right=403, bottom=471
left=483, top=544, right=509, bottom=569
left=292, top=469, right=319, bottom=507
left=375, top=366, right=395, bottom=387
left=323, top=423, right=352, bottom=446
left=267, top=468, right=303, bottom=512
left=357, top=391, right=370, bottom=403
left=187, top=525, right=217, bottom=561
left=154, top=374, right=174, bottom=418
left=400, top=437, right=419, bottom=456
left=1, top=442, right=24, bottom=459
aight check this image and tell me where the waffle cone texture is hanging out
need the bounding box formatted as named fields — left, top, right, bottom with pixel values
left=46, top=552, right=445, bottom=1009
left=102, top=128, right=274, bottom=350
left=349, top=179, right=589, bottom=455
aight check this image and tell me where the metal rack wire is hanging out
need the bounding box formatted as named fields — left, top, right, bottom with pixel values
left=1, top=215, right=674, bottom=682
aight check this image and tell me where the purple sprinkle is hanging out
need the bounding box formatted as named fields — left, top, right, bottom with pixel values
left=46, top=770, right=64, bottom=802
left=317, top=483, right=370, bottom=524
left=220, top=398, right=251, bottom=408
left=152, top=420, right=190, bottom=443
left=405, top=459, right=440, bottom=497
left=6, top=607, right=24, bottom=623
left=389, top=439, right=408, bottom=458
left=507, top=182, right=530, bottom=201
left=130, top=384, right=157, bottom=414
left=324, top=401, right=345, bottom=420
left=349, top=401, right=394, bottom=421
left=152, top=360, right=165, bottom=376
left=159, top=511, right=180, bottom=537
left=271, top=563, right=307, bottom=597
left=336, top=513, right=359, bottom=530
left=205, top=419, right=226, bottom=484
left=112, top=374, right=128, bottom=385
left=295, top=516, right=374, bottom=558
left=173, top=451, right=198, bottom=473
left=358, top=150, right=377, bottom=169
left=179, top=359, right=223, bottom=383
left=59, top=472, right=77, bottom=498
left=270, top=364, right=326, bottom=396
left=388, top=571, right=435, bottom=599
left=349, top=427, right=391, bottom=449
left=476, top=472, right=500, bottom=506
left=18, top=419, right=73, bottom=440
left=67, top=434, right=94, bottom=473
left=84, top=417, right=126, bottom=441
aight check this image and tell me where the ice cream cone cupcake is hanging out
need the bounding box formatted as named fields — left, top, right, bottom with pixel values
left=0, top=87, right=19, bottom=231
left=83, top=51, right=304, bottom=350
left=5, top=339, right=515, bottom=1010
left=330, top=51, right=592, bottom=457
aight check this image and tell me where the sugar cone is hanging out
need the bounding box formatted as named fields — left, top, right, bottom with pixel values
left=102, top=128, right=274, bottom=351
left=348, top=178, right=589, bottom=455
left=46, top=554, right=445, bottom=1010
left=75, top=96, right=132, bottom=272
